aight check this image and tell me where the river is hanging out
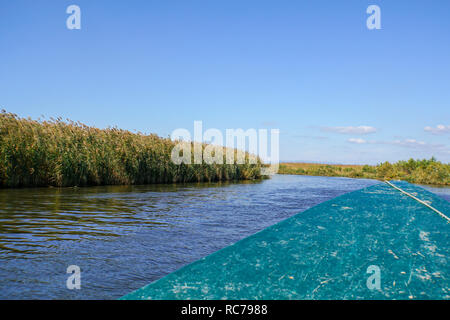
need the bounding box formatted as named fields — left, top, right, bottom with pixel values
left=0, top=175, right=448, bottom=299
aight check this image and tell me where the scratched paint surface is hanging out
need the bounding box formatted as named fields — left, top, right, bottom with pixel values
left=122, top=181, right=449, bottom=300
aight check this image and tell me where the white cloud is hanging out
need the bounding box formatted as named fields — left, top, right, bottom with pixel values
left=348, top=138, right=367, bottom=144
left=347, top=137, right=448, bottom=154
left=391, top=139, right=426, bottom=147
left=322, top=125, right=377, bottom=135
left=424, top=124, right=450, bottom=135
left=388, top=140, right=450, bottom=154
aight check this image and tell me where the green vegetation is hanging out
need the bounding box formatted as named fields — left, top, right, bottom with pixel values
left=0, top=110, right=263, bottom=188
left=279, top=158, right=450, bottom=186
left=2, top=110, right=447, bottom=188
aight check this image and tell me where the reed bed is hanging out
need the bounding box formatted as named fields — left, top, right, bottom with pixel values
left=279, top=159, right=450, bottom=186
left=0, top=110, right=263, bottom=188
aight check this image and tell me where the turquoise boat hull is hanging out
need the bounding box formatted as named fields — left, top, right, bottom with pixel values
left=121, top=181, right=449, bottom=300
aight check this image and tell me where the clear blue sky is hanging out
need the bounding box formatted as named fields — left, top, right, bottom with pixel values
left=1, top=0, right=449, bottom=164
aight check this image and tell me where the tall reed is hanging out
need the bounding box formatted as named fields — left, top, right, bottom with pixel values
left=0, top=110, right=263, bottom=188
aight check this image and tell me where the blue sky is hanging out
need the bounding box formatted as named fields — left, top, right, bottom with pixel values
left=1, top=0, right=449, bottom=164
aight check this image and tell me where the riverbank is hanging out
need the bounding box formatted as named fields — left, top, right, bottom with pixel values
left=0, top=111, right=263, bottom=188
left=279, top=159, right=450, bottom=186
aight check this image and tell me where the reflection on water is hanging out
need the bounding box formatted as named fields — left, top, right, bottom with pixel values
left=0, top=180, right=265, bottom=258
left=0, top=175, right=447, bottom=299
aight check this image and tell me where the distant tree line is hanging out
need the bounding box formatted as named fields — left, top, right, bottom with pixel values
left=279, top=158, right=450, bottom=185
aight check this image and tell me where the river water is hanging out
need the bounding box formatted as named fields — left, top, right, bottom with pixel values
left=0, top=175, right=448, bottom=299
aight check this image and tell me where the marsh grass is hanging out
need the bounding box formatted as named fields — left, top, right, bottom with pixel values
left=0, top=110, right=263, bottom=188
left=279, top=159, right=450, bottom=185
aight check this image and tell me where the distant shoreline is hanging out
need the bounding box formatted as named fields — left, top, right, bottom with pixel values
left=278, top=160, right=450, bottom=186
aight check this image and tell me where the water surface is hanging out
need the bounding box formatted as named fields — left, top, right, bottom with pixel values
left=0, top=175, right=447, bottom=299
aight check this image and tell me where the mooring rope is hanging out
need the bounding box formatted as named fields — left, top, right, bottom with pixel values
left=384, top=180, right=450, bottom=223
